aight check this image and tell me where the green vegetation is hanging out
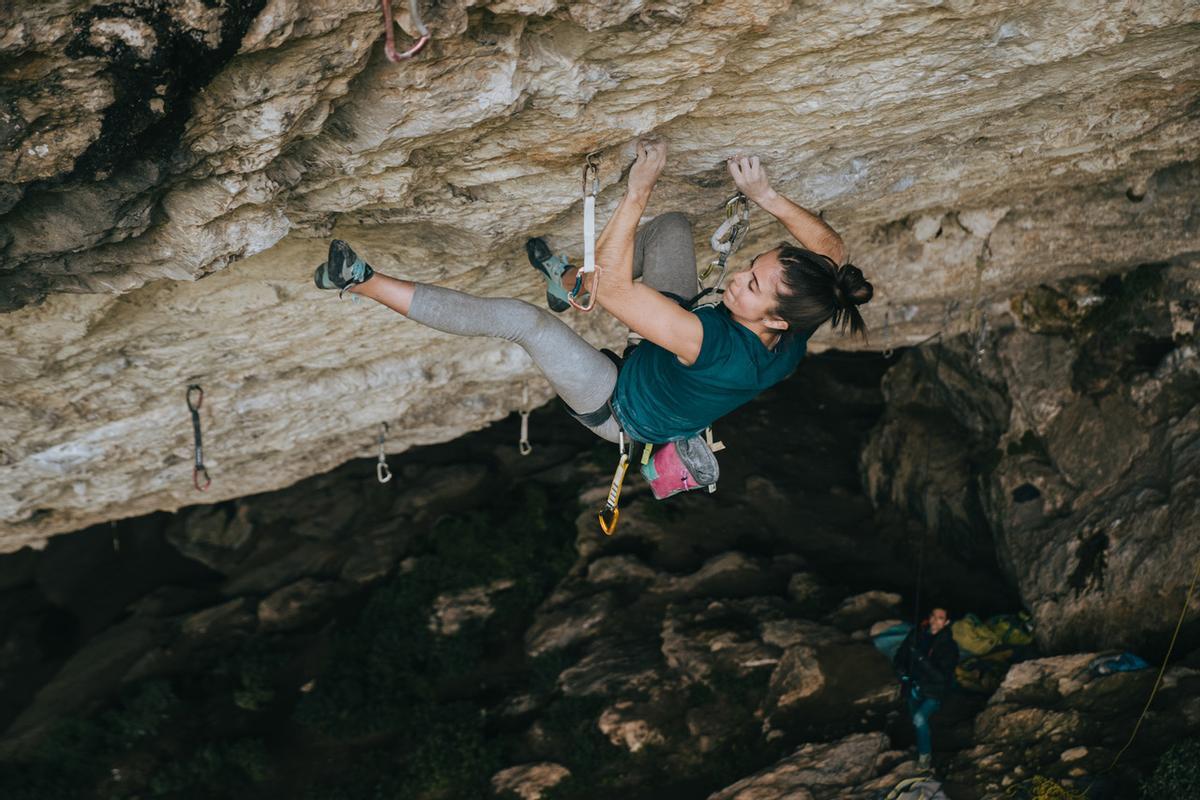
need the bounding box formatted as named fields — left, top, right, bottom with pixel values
left=0, top=679, right=264, bottom=800
left=295, top=482, right=579, bottom=797
left=1141, top=738, right=1200, bottom=799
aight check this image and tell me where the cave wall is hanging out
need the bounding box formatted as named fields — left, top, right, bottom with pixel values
left=1, top=1, right=1199, bottom=547
left=861, top=261, right=1200, bottom=653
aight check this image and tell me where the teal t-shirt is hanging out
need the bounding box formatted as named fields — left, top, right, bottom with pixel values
left=612, top=304, right=808, bottom=443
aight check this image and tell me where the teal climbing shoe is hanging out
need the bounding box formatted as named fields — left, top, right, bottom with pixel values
left=314, top=239, right=374, bottom=295
left=525, top=237, right=573, bottom=313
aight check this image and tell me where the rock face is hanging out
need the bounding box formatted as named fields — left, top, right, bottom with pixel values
left=2, top=1, right=1199, bottom=547
left=0, top=353, right=1196, bottom=799
left=861, top=264, right=1200, bottom=653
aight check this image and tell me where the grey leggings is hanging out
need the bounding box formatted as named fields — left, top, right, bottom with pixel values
left=407, top=212, right=699, bottom=442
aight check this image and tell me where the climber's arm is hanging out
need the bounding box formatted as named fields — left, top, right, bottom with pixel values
left=595, top=141, right=704, bottom=365
left=728, top=156, right=847, bottom=266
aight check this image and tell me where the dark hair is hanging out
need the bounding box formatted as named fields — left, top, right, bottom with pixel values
left=774, top=243, right=873, bottom=336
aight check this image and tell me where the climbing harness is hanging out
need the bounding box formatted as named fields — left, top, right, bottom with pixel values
left=518, top=385, right=533, bottom=456
left=598, top=432, right=630, bottom=535
left=568, top=153, right=601, bottom=312
left=381, top=0, right=430, bottom=61
left=186, top=384, right=211, bottom=491
left=376, top=422, right=392, bottom=483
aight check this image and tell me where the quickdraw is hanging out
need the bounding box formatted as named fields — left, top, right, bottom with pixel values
left=598, top=432, right=630, bottom=535
left=568, top=153, right=601, bottom=312
left=518, top=385, right=533, bottom=456
left=186, top=385, right=211, bottom=491
left=376, top=422, right=393, bottom=483
left=699, top=191, right=751, bottom=291
left=881, top=308, right=894, bottom=359
left=974, top=310, right=989, bottom=368
left=381, top=0, right=430, bottom=62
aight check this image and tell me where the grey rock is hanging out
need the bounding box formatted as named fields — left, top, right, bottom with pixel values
left=257, top=578, right=343, bottom=632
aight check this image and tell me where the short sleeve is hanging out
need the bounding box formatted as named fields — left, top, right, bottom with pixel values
left=689, top=306, right=734, bottom=370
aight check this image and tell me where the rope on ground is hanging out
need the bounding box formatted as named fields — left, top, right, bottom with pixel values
left=1106, top=554, right=1200, bottom=770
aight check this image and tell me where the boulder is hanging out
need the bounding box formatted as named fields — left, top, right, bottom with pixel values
left=490, top=762, right=571, bottom=800
left=256, top=578, right=344, bottom=632
left=429, top=579, right=516, bottom=636
left=708, top=732, right=890, bottom=800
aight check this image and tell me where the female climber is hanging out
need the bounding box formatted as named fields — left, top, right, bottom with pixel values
left=313, top=140, right=873, bottom=452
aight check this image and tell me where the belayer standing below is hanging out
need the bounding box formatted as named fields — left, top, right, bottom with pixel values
left=893, top=607, right=959, bottom=771
left=313, top=140, right=873, bottom=451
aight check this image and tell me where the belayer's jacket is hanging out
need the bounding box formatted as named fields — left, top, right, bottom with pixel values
left=893, top=625, right=959, bottom=701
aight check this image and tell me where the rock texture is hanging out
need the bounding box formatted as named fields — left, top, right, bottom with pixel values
left=862, top=264, right=1200, bottom=653
left=1, top=1, right=1199, bottom=546
left=0, top=353, right=1195, bottom=798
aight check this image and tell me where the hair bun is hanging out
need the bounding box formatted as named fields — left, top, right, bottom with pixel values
left=836, top=264, right=873, bottom=307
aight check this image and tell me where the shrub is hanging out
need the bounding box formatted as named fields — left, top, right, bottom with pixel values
left=1141, top=738, right=1200, bottom=799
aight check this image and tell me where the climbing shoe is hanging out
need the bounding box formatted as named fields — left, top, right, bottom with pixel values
left=525, top=237, right=572, bottom=313
left=916, top=753, right=932, bottom=771
left=314, top=239, right=374, bottom=295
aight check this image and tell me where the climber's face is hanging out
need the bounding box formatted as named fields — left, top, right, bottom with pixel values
left=722, top=248, right=789, bottom=333
left=929, top=608, right=949, bottom=634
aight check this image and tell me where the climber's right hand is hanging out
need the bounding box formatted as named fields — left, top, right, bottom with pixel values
left=627, top=139, right=667, bottom=198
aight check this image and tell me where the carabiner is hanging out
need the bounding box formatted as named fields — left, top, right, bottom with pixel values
left=376, top=422, right=393, bottom=483
left=598, top=505, right=620, bottom=536
left=381, top=0, right=430, bottom=62
left=518, top=385, right=533, bottom=456
left=186, top=384, right=211, bottom=491
left=597, top=435, right=629, bottom=536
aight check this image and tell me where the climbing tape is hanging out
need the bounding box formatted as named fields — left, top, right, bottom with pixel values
left=376, top=422, right=392, bottom=483
left=186, top=384, right=211, bottom=492
left=381, top=0, right=430, bottom=61
left=699, top=192, right=751, bottom=290
left=881, top=308, right=895, bottom=359
left=518, top=385, right=533, bottom=456
left=569, top=153, right=601, bottom=312
left=598, top=432, right=630, bottom=535
left=1104, top=554, right=1200, bottom=772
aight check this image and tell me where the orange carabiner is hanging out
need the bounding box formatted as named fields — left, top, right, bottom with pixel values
left=598, top=506, right=620, bottom=536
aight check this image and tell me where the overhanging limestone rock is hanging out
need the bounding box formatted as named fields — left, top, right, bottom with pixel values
left=1, top=1, right=1199, bottom=548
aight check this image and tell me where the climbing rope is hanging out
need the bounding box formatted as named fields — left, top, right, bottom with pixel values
left=186, top=384, right=211, bottom=491
left=376, top=422, right=393, bottom=483
left=598, top=432, right=630, bottom=535
left=381, top=0, right=430, bottom=61
left=1104, top=554, right=1200, bottom=771
left=569, top=153, right=602, bottom=312
left=518, top=385, right=533, bottom=456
